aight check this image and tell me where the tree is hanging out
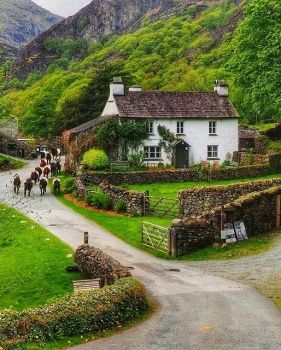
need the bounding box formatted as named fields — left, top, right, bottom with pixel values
left=229, top=0, right=281, bottom=122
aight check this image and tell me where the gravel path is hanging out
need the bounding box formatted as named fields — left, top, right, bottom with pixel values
left=1, top=160, right=281, bottom=350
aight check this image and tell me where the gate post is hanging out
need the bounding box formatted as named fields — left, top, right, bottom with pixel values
left=169, top=228, right=177, bottom=257
left=276, top=195, right=281, bottom=229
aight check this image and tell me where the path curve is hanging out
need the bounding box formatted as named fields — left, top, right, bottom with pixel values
left=1, top=160, right=281, bottom=350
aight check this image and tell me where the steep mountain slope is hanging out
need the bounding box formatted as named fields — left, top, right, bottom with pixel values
left=0, top=0, right=62, bottom=62
left=11, top=0, right=212, bottom=79
left=1, top=0, right=246, bottom=137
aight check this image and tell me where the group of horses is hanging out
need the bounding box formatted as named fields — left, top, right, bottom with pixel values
left=13, top=148, right=62, bottom=197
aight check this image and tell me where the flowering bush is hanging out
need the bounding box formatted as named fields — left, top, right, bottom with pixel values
left=0, top=279, right=148, bottom=349
left=81, top=149, right=109, bottom=170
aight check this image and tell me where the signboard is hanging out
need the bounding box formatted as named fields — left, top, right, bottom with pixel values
left=221, top=223, right=237, bottom=243
left=234, top=221, right=248, bottom=241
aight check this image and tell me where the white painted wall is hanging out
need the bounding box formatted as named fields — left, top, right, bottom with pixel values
left=101, top=94, right=239, bottom=167
left=142, top=118, right=239, bottom=166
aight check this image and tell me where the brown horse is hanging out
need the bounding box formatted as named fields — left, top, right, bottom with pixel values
left=24, top=178, right=33, bottom=197
left=35, top=167, right=42, bottom=178
left=13, top=175, right=21, bottom=195
left=46, top=152, right=52, bottom=165
left=40, top=159, right=47, bottom=168
left=39, top=178, right=48, bottom=196
left=31, top=171, right=39, bottom=184
left=52, top=178, right=61, bottom=194
left=51, top=148, right=61, bottom=160
left=43, top=166, right=51, bottom=178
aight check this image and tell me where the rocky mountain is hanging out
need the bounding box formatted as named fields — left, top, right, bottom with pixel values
left=0, top=0, right=62, bottom=63
left=11, top=0, right=213, bottom=78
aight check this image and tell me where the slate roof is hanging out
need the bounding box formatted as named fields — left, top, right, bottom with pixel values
left=114, top=91, right=239, bottom=119
left=68, top=115, right=113, bottom=135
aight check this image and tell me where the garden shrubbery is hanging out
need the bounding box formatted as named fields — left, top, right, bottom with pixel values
left=63, top=177, right=75, bottom=194
left=0, top=279, right=149, bottom=349
left=85, top=192, right=112, bottom=210
left=82, top=149, right=109, bottom=170
left=114, top=199, right=127, bottom=213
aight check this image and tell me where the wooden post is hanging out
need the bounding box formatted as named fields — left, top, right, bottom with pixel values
left=276, top=195, right=281, bottom=229
left=84, top=232, right=89, bottom=245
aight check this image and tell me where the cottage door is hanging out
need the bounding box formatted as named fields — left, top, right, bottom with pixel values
left=175, top=141, right=189, bottom=168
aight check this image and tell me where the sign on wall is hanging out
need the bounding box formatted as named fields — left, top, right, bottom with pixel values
left=234, top=221, right=248, bottom=241
left=221, top=223, right=237, bottom=243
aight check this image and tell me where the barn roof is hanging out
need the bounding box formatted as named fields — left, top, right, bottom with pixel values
left=68, top=115, right=113, bottom=135
left=114, top=91, right=239, bottom=119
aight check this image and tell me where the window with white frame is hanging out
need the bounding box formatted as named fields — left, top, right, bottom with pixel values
left=207, top=145, right=218, bottom=159
left=177, top=121, right=184, bottom=134
left=144, top=146, right=162, bottom=160
left=209, top=121, right=217, bottom=135
left=147, top=121, right=154, bottom=135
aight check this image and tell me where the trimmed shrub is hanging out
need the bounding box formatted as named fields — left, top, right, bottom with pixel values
left=0, top=279, right=148, bottom=349
left=86, top=192, right=112, bottom=210
left=64, top=178, right=75, bottom=194
left=81, top=149, right=109, bottom=170
left=114, top=199, right=127, bottom=213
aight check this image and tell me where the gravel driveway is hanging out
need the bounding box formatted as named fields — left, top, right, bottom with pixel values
left=1, top=160, right=281, bottom=350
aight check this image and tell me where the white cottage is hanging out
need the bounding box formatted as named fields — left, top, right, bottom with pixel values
left=101, top=77, right=239, bottom=168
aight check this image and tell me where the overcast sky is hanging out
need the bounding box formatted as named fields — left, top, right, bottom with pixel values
left=33, top=0, right=92, bottom=17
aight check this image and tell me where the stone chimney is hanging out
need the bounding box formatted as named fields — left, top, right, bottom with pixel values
left=129, top=85, right=142, bottom=92
left=109, top=77, right=124, bottom=101
left=214, top=80, right=229, bottom=97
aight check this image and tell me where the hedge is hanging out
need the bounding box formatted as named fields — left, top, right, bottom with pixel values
left=0, top=278, right=148, bottom=349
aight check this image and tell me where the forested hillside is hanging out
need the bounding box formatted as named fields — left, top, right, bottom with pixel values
left=0, top=0, right=279, bottom=138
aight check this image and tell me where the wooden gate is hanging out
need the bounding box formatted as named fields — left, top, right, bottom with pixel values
left=141, top=221, right=170, bottom=254
left=144, top=195, right=179, bottom=218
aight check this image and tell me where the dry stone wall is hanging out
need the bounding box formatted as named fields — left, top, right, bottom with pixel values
left=171, top=186, right=281, bottom=256
left=100, top=181, right=148, bottom=215
left=179, top=178, right=281, bottom=218
left=75, top=245, right=131, bottom=286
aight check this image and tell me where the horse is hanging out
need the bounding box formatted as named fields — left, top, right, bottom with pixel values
left=40, top=151, right=47, bottom=160
left=13, top=175, right=21, bottom=195
left=35, top=167, right=42, bottom=178
left=53, top=178, right=61, bottom=194
left=43, top=166, right=51, bottom=178
left=31, top=171, right=39, bottom=185
left=56, top=161, right=61, bottom=174
left=40, top=159, right=47, bottom=168
left=50, top=162, right=57, bottom=177
left=46, top=152, right=52, bottom=165
left=39, top=178, right=48, bottom=196
left=24, top=178, right=33, bottom=197
left=51, top=147, right=61, bottom=161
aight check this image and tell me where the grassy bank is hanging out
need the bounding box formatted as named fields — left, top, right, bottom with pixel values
left=124, top=173, right=281, bottom=198
left=57, top=191, right=277, bottom=261
left=0, top=205, right=80, bottom=310
left=0, top=153, right=25, bottom=171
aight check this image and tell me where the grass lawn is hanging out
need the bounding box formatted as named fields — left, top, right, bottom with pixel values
left=269, top=140, right=281, bottom=152
left=0, top=153, right=25, bottom=171
left=124, top=173, right=281, bottom=198
left=177, top=233, right=279, bottom=261
left=0, top=205, right=80, bottom=310
left=58, top=194, right=172, bottom=259
left=251, top=123, right=277, bottom=132
left=57, top=192, right=278, bottom=261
